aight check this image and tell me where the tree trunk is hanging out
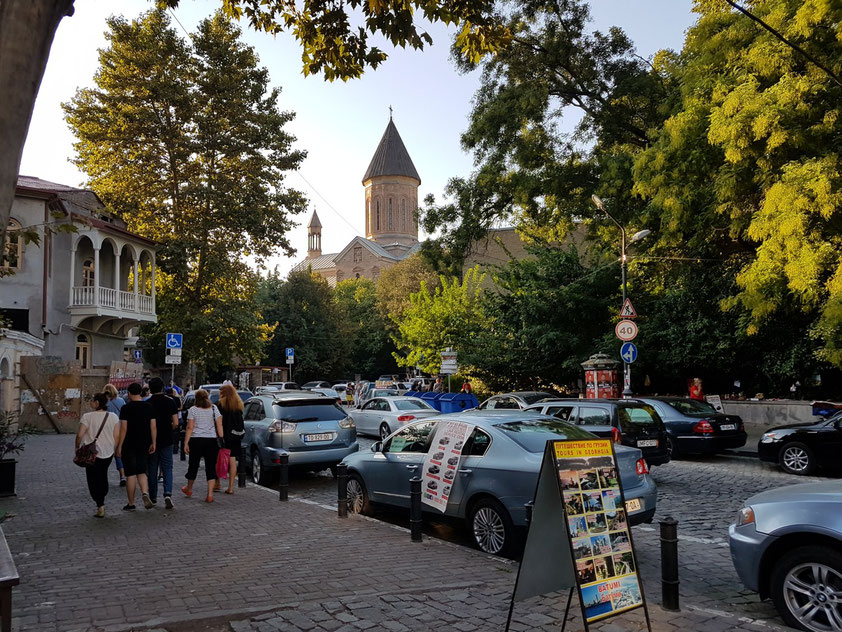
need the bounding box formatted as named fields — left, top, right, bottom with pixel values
left=0, top=0, right=74, bottom=243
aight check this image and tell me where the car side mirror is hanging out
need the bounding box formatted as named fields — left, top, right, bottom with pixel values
left=372, top=441, right=383, bottom=453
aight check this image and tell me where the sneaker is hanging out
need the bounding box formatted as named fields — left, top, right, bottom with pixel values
left=119, top=478, right=127, bottom=487
left=164, top=496, right=174, bottom=510
left=149, top=498, right=158, bottom=506
left=122, top=504, right=136, bottom=512
left=94, top=506, right=105, bottom=518
left=142, top=493, right=154, bottom=509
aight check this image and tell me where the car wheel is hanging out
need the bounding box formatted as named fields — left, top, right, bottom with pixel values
left=251, top=450, right=268, bottom=486
left=666, top=435, right=680, bottom=459
left=780, top=442, right=816, bottom=476
left=379, top=422, right=391, bottom=440
left=771, top=546, right=842, bottom=632
left=346, top=473, right=370, bottom=515
left=468, top=497, right=515, bottom=557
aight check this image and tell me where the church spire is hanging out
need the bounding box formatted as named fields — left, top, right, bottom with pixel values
left=307, top=209, right=322, bottom=258
left=362, top=118, right=420, bottom=184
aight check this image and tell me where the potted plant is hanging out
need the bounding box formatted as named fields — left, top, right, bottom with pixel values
left=0, top=412, right=37, bottom=497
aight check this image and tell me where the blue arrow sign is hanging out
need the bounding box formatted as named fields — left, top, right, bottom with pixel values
left=133, top=349, right=142, bottom=361
left=286, top=347, right=294, bottom=358
left=620, top=342, right=638, bottom=364
left=166, top=333, right=183, bottom=349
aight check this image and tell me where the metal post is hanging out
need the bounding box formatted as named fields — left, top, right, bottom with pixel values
left=337, top=463, right=348, bottom=518
left=620, top=226, right=632, bottom=398
left=278, top=453, right=289, bottom=501
left=237, top=452, right=246, bottom=488
left=660, top=516, right=680, bottom=611
left=410, top=477, right=422, bottom=542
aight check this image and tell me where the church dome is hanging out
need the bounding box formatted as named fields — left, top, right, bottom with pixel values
left=362, top=119, right=420, bottom=184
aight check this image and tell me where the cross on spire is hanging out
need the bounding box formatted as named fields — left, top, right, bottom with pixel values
left=389, top=105, right=393, bottom=120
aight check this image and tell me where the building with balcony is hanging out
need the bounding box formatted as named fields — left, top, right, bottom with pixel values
left=0, top=176, right=157, bottom=413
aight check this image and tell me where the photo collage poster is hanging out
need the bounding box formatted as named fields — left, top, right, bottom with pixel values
left=421, top=421, right=474, bottom=512
left=554, top=439, right=645, bottom=624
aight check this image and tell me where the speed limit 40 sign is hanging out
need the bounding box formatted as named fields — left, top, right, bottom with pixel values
left=615, top=319, right=638, bottom=341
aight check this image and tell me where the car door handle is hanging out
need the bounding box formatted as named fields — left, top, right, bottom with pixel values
left=406, top=465, right=418, bottom=470
left=459, top=469, right=472, bottom=474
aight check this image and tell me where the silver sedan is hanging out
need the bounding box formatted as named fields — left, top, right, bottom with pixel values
left=349, top=396, right=440, bottom=439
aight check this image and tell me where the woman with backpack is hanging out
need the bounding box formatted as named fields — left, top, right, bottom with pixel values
left=216, top=383, right=245, bottom=495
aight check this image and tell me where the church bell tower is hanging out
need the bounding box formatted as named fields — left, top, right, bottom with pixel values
left=307, top=210, right=322, bottom=258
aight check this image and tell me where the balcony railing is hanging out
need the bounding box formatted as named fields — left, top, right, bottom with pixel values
left=70, top=286, right=155, bottom=316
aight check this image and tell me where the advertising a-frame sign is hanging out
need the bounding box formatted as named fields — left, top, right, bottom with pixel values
left=506, top=439, right=652, bottom=632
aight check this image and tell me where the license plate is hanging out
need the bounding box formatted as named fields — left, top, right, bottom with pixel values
left=625, top=498, right=642, bottom=513
left=719, top=424, right=737, bottom=431
left=637, top=439, right=658, bottom=447
left=303, top=433, right=334, bottom=442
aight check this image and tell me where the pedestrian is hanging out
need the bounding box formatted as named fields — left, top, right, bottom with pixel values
left=117, top=382, right=157, bottom=511
left=75, top=392, right=121, bottom=518
left=689, top=377, right=705, bottom=401
left=460, top=379, right=472, bottom=394
left=346, top=382, right=355, bottom=406
left=146, top=377, right=179, bottom=509
left=140, top=385, right=151, bottom=401
left=103, top=383, right=127, bottom=487
left=433, top=377, right=444, bottom=393
left=182, top=389, right=223, bottom=503
left=216, top=384, right=244, bottom=495
left=169, top=381, right=182, bottom=396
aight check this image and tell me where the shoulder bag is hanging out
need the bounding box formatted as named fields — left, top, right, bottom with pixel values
left=74, top=412, right=110, bottom=468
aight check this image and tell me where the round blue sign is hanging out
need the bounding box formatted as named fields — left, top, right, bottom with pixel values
left=620, top=342, right=638, bottom=363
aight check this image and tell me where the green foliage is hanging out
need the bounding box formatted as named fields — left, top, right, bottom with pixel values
left=334, top=278, right=398, bottom=378
left=63, top=10, right=306, bottom=370
left=375, top=254, right=440, bottom=327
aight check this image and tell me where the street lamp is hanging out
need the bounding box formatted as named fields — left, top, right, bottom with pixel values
left=591, top=195, right=651, bottom=397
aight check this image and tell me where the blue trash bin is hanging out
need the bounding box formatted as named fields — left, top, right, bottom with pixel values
left=420, top=392, right=445, bottom=412
left=404, top=390, right=418, bottom=398
left=438, top=392, right=479, bottom=414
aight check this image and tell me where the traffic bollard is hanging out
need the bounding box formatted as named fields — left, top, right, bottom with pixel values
left=660, top=516, right=680, bottom=611
left=278, top=453, right=289, bottom=502
left=524, top=501, right=534, bottom=529
left=410, top=477, right=422, bottom=542
left=337, top=463, right=348, bottom=518
left=237, top=453, right=246, bottom=488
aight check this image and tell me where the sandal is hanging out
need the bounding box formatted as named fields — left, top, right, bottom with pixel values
left=205, top=496, right=214, bottom=503
left=181, top=485, right=193, bottom=498
left=224, top=490, right=234, bottom=495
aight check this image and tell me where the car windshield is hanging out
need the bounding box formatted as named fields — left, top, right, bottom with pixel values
left=521, top=392, right=554, bottom=405
left=666, top=399, right=718, bottom=416
left=394, top=399, right=434, bottom=411
left=272, top=401, right=347, bottom=421
left=496, top=418, right=596, bottom=452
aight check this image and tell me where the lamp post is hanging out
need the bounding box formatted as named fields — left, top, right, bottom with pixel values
left=591, top=194, right=651, bottom=397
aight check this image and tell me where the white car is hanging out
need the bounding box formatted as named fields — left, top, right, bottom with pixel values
left=349, top=396, right=440, bottom=439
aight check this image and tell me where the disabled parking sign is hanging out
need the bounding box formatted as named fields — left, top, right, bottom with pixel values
left=166, top=333, right=183, bottom=349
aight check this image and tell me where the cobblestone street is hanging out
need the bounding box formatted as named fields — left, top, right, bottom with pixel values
left=0, top=434, right=829, bottom=631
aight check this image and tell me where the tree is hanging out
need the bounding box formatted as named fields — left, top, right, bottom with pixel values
left=63, top=10, right=307, bottom=369
left=257, top=269, right=348, bottom=381
left=334, top=278, right=398, bottom=378
left=392, top=267, right=487, bottom=373
left=375, top=254, right=440, bottom=327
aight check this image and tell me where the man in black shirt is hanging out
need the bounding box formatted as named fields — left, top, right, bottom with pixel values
left=147, top=377, right=179, bottom=509
left=117, top=382, right=157, bottom=511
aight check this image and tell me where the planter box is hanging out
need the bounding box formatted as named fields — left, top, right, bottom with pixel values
left=0, top=460, right=16, bottom=497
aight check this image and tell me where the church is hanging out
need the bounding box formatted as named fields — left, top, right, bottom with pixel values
left=293, top=116, right=422, bottom=285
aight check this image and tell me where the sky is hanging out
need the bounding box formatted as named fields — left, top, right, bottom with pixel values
left=20, top=0, right=697, bottom=276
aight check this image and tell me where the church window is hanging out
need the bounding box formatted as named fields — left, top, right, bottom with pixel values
left=353, top=246, right=362, bottom=263
left=376, top=200, right=380, bottom=231
left=388, top=198, right=393, bottom=230
left=401, top=199, right=406, bottom=231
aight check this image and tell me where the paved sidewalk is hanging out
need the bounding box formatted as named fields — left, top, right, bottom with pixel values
left=0, top=435, right=794, bottom=632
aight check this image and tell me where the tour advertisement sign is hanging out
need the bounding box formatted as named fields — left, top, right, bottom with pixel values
left=555, top=439, right=646, bottom=625
left=421, top=421, right=474, bottom=512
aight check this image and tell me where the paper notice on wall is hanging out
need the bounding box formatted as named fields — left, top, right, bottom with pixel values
left=421, top=420, right=474, bottom=512
left=706, top=395, right=724, bottom=413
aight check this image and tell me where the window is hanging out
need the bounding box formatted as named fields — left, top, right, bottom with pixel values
left=401, top=199, right=407, bottom=231
left=375, top=200, right=380, bottom=231
left=384, top=421, right=436, bottom=453
left=579, top=407, right=611, bottom=426
left=82, top=259, right=95, bottom=287
left=618, top=404, right=663, bottom=431
left=547, top=406, right=574, bottom=421
left=75, top=334, right=91, bottom=369
left=353, top=246, right=363, bottom=263
left=488, top=396, right=518, bottom=410
left=495, top=419, right=595, bottom=453
left=388, top=198, right=393, bottom=229
left=461, top=428, right=492, bottom=456
left=2, top=219, right=22, bottom=269
left=362, top=399, right=380, bottom=411
left=394, top=399, right=434, bottom=411
left=245, top=401, right=265, bottom=420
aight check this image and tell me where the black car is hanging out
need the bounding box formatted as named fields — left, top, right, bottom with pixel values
left=758, top=411, right=842, bottom=475
left=638, top=397, right=746, bottom=457
left=525, top=398, right=671, bottom=466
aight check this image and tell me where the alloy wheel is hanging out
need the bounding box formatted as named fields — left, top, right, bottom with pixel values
left=379, top=423, right=391, bottom=440
left=473, top=507, right=506, bottom=555
left=347, top=477, right=365, bottom=514
left=252, top=453, right=262, bottom=485
left=782, top=562, right=842, bottom=632
left=783, top=446, right=810, bottom=473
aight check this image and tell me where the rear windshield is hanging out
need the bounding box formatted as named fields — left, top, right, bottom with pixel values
left=496, top=418, right=596, bottom=453
left=394, top=399, right=434, bottom=411
left=521, top=392, right=554, bottom=405
left=272, top=401, right=347, bottom=421
left=618, top=404, right=663, bottom=430
left=666, top=399, right=717, bottom=415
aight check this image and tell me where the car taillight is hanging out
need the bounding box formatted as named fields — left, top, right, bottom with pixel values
left=635, top=458, right=649, bottom=475
left=338, top=417, right=355, bottom=429
left=693, top=420, right=714, bottom=434
left=611, top=427, right=622, bottom=444
left=397, top=415, right=416, bottom=423
left=268, top=420, right=297, bottom=433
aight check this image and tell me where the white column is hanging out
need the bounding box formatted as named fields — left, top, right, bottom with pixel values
left=133, top=258, right=139, bottom=295
left=93, top=246, right=100, bottom=305
left=69, top=246, right=76, bottom=306
left=114, top=252, right=121, bottom=291
left=151, top=258, right=156, bottom=302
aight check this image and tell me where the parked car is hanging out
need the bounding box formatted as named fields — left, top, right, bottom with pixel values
left=757, top=411, right=842, bottom=475
left=729, top=481, right=842, bottom=631
left=477, top=392, right=555, bottom=410
left=310, top=387, right=343, bottom=406
left=180, top=389, right=253, bottom=425
left=524, top=398, right=670, bottom=466
left=342, top=410, right=657, bottom=556
left=349, top=396, right=440, bottom=439
left=359, top=384, right=399, bottom=403
left=256, top=382, right=300, bottom=394
left=637, top=397, right=746, bottom=457
left=302, top=380, right=333, bottom=389
left=243, top=391, right=358, bottom=484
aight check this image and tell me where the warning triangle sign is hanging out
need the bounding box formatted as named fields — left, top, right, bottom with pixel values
left=620, top=298, right=637, bottom=318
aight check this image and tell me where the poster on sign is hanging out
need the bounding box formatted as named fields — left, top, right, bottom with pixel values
left=555, top=439, right=648, bottom=625
left=706, top=395, right=724, bottom=413
left=421, top=420, right=474, bottom=512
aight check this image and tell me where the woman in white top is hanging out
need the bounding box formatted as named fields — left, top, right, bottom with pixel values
left=75, top=392, right=121, bottom=518
left=182, top=389, right=224, bottom=502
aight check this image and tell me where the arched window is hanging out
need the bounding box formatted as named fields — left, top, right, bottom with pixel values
left=82, top=259, right=95, bottom=287
left=75, top=334, right=91, bottom=369
left=2, top=219, right=22, bottom=269
left=388, top=198, right=393, bottom=230
left=375, top=200, right=380, bottom=231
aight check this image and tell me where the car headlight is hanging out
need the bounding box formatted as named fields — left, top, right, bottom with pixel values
left=338, top=417, right=355, bottom=429
left=736, top=506, right=755, bottom=527
left=760, top=432, right=779, bottom=443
